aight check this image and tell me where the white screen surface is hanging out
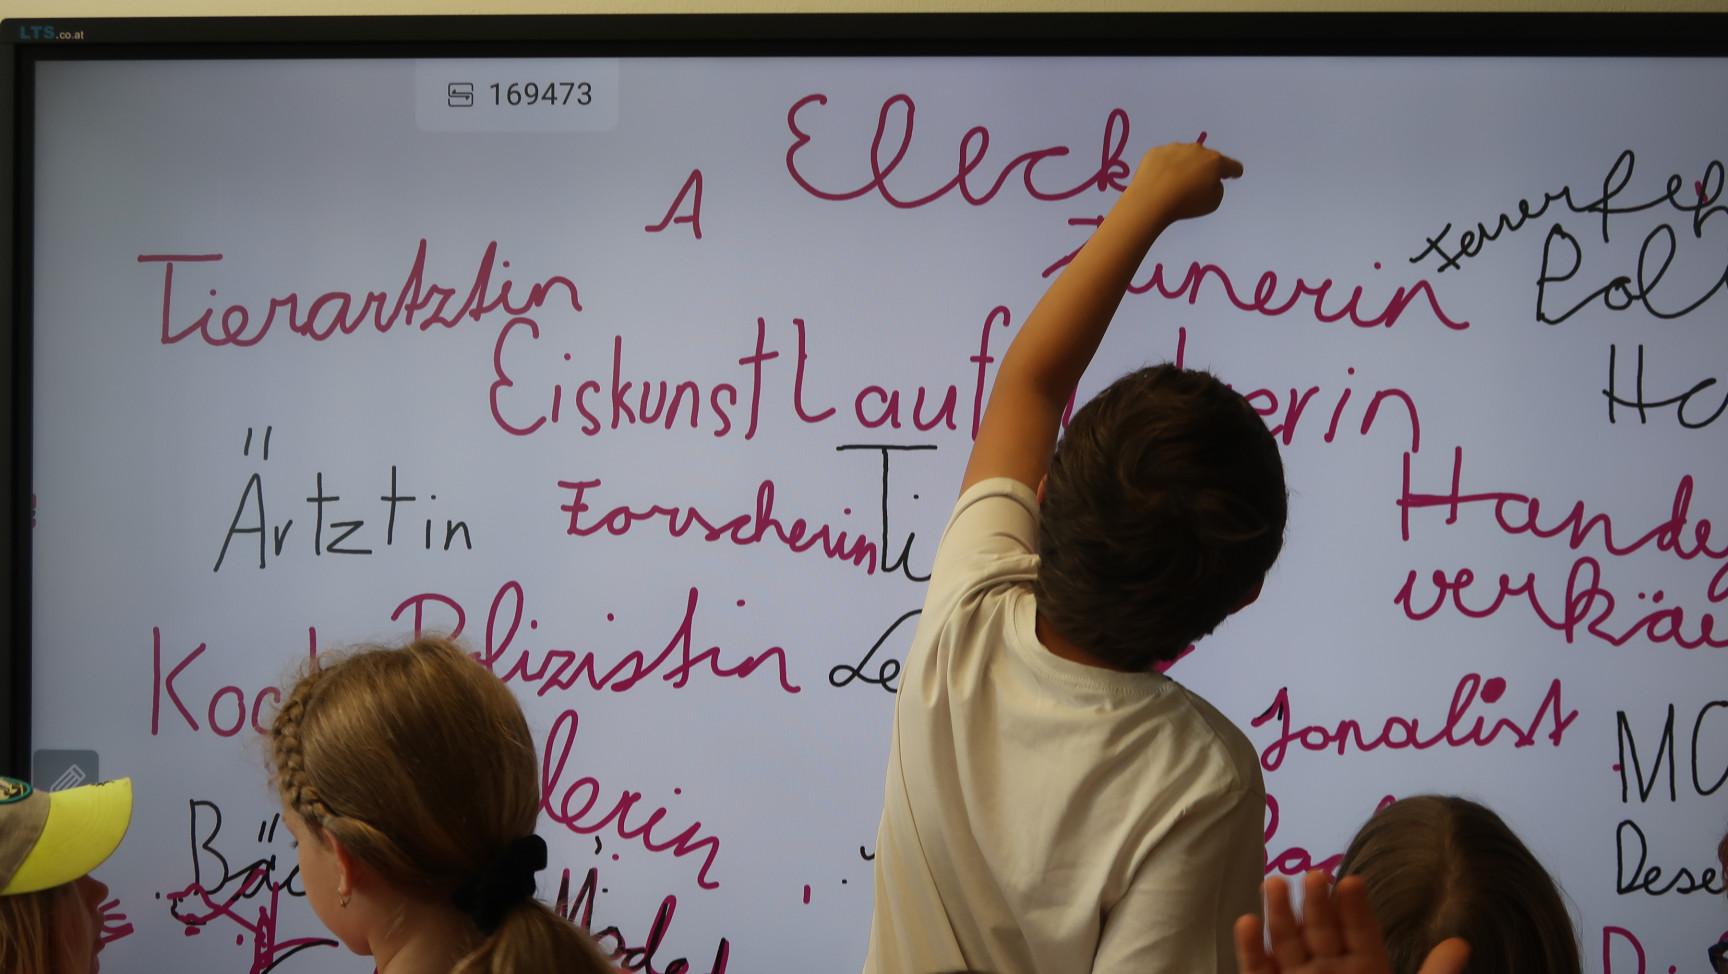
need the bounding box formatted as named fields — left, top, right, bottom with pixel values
left=29, top=53, right=1728, bottom=973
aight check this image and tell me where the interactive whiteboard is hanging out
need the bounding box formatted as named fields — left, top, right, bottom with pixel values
left=21, top=41, right=1728, bottom=973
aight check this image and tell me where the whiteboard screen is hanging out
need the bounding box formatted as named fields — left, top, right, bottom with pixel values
left=22, top=38, right=1728, bottom=974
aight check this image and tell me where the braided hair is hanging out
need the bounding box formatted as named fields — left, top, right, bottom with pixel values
left=266, top=637, right=615, bottom=973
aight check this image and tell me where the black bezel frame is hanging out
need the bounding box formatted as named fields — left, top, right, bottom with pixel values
left=4, top=12, right=1726, bottom=776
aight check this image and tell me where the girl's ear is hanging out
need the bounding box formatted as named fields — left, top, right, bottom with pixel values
left=323, top=827, right=362, bottom=897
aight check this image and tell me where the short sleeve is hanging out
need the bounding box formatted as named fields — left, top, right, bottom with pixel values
left=926, top=477, right=1040, bottom=595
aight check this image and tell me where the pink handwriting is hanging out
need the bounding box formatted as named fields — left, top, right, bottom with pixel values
left=1395, top=447, right=1728, bottom=648
left=786, top=93, right=1130, bottom=208
left=646, top=169, right=705, bottom=239
left=1262, top=792, right=1397, bottom=877
left=1399, top=445, right=1726, bottom=558
left=1598, top=923, right=1714, bottom=974
left=98, top=898, right=133, bottom=945
left=555, top=865, right=730, bottom=974
left=1395, top=554, right=1728, bottom=650
left=541, top=709, right=724, bottom=890
left=558, top=478, right=877, bottom=574
left=1043, top=218, right=1469, bottom=331
left=489, top=315, right=962, bottom=439
left=1252, top=673, right=1577, bottom=773
left=393, top=581, right=801, bottom=697
left=1163, top=327, right=1421, bottom=453
left=1128, top=253, right=1468, bottom=331
left=152, top=626, right=318, bottom=737
left=141, top=240, right=579, bottom=348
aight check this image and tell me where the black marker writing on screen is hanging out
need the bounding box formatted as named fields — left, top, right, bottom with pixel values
left=1410, top=149, right=1726, bottom=274
left=1603, top=343, right=1728, bottom=430
left=164, top=801, right=336, bottom=974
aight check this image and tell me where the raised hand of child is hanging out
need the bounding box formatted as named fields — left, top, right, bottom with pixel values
left=1234, top=872, right=1470, bottom=974
left=1124, top=141, right=1244, bottom=225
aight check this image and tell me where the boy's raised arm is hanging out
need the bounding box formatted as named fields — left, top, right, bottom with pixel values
left=960, top=142, right=1244, bottom=494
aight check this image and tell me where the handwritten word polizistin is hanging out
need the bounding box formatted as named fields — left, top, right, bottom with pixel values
left=541, top=709, right=723, bottom=890
left=1252, top=673, right=1577, bottom=774
left=141, top=240, right=579, bottom=348
left=393, top=581, right=801, bottom=697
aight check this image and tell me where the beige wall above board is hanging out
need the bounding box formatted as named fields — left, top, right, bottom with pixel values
left=5, top=1, right=1728, bottom=19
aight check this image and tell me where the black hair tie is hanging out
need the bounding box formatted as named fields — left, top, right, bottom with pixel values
left=453, top=834, right=548, bottom=934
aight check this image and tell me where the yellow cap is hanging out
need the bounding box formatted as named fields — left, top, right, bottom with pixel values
left=0, top=776, right=133, bottom=894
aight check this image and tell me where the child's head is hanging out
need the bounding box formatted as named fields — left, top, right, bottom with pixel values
left=1338, top=794, right=1581, bottom=974
left=1035, top=364, right=1286, bottom=669
left=268, top=637, right=612, bottom=973
left=0, top=775, right=132, bottom=974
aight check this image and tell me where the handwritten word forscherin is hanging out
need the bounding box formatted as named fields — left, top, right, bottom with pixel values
left=140, top=240, right=580, bottom=347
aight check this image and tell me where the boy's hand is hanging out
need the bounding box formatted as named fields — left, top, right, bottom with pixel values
left=1234, top=873, right=1470, bottom=974
left=1125, top=142, right=1244, bottom=227
left=958, top=139, right=1241, bottom=494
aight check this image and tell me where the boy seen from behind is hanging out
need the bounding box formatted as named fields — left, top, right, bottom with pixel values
left=866, top=143, right=1286, bottom=974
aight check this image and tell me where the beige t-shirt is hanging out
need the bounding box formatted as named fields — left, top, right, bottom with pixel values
left=865, top=478, right=1264, bottom=974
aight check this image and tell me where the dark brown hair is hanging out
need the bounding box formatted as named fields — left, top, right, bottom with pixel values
left=1035, top=364, right=1287, bottom=668
left=1338, top=795, right=1581, bottom=974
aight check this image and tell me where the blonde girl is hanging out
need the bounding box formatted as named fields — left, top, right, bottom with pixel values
left=268, top=636, right=614, bottom=974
